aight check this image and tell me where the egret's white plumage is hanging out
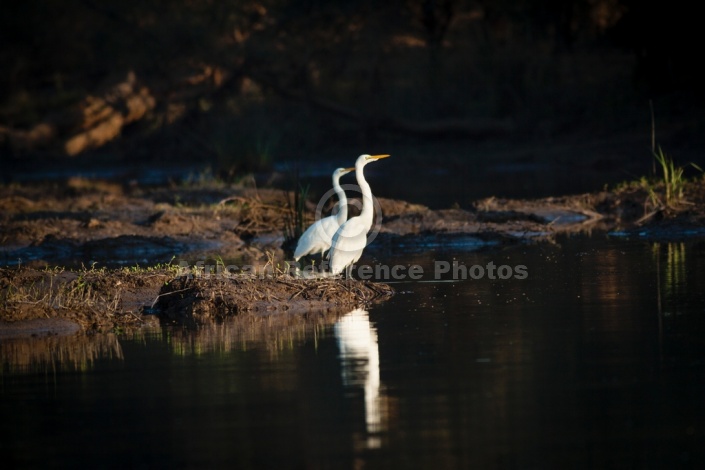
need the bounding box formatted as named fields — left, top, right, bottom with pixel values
left=294, top=167, right=353, bottom=262
left=329, top=154, right=390, bottom=277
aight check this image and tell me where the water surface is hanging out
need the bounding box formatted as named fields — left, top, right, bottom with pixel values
left=2, top=235, right=705, bottom=468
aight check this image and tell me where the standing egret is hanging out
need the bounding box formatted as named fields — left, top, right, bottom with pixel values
left=294, top=167, right=354, bottom=262
left=329, top=154, right=390, bottom=277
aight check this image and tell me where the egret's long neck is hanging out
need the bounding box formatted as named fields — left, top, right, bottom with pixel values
left=332, top=175, right=348, bottom=225
left=356, top=164, right=374, bottom=228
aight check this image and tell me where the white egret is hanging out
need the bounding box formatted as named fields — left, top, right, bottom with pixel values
left=329, top=154, right=390, bottom=277
left=294, top=167, right=354, bottom=262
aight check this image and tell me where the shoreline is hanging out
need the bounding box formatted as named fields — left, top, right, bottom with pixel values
left=2, top=177, right=705, bottom=337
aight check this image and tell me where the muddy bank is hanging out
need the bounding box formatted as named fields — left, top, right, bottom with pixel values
left=0, top=266, right=394, bottom=336
left=4, top=178, right=705, bottom=270
left=0, top=266, right=171, bottom=333
left=2, top=177, right=705, bottom=336
left=156, top=274, right=394, bottom=327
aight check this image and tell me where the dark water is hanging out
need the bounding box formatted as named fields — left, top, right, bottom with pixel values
left=5, top=144, right=650, bottom=211
left=273, top=157, right=632, bottom=210
left=3, top=235, right=705, bottom=468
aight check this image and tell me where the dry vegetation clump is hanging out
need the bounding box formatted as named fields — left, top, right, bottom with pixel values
left=218, top=191, right=302, bottom=239
left=0, top=265, right=395, bottom=334
left=155, top=273, right=395, bottom=327
left=0, top=266, right=174, bottom=332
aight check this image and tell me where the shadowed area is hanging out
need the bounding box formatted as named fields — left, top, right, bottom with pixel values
left=2, top=1, right=703, bottom=192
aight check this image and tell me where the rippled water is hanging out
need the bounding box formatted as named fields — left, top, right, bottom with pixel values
left=3, top=235, right=705, bottom=468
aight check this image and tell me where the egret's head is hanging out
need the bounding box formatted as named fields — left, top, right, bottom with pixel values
left=357, top=154, right=390, bottom=165
left=334, top=167, right=354, bottom=177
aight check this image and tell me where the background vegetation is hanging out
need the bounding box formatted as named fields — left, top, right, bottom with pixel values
left=1, top=0, right=703, bottom=188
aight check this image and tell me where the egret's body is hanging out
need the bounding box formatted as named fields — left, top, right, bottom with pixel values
left=329, top=154, right=390, bottom=277
left=294, top=167, right=353, bottom=262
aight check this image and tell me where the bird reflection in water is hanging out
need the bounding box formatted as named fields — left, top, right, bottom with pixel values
left=334, top=308, right=389, bottom=449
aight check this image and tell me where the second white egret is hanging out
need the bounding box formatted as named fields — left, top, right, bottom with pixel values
left=294, top=167, right=354, bottom=262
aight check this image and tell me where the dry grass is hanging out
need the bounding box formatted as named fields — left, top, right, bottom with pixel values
left=1, top=262, right=394, bottom=333
left=156, top=270, right=394, bottom=327
left=0, top=265, right=179, bottom=331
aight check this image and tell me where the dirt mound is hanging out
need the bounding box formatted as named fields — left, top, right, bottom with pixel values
left=155, top=274, right=395, bottom=327
left=0, top=266, right=395, bottom=336
left=0, top=266, right=171, bottom=333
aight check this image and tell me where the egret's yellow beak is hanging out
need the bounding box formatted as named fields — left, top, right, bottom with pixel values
left=368, top=154, right=390, bottom=160
left=344, top=167, right=355, bottom=172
